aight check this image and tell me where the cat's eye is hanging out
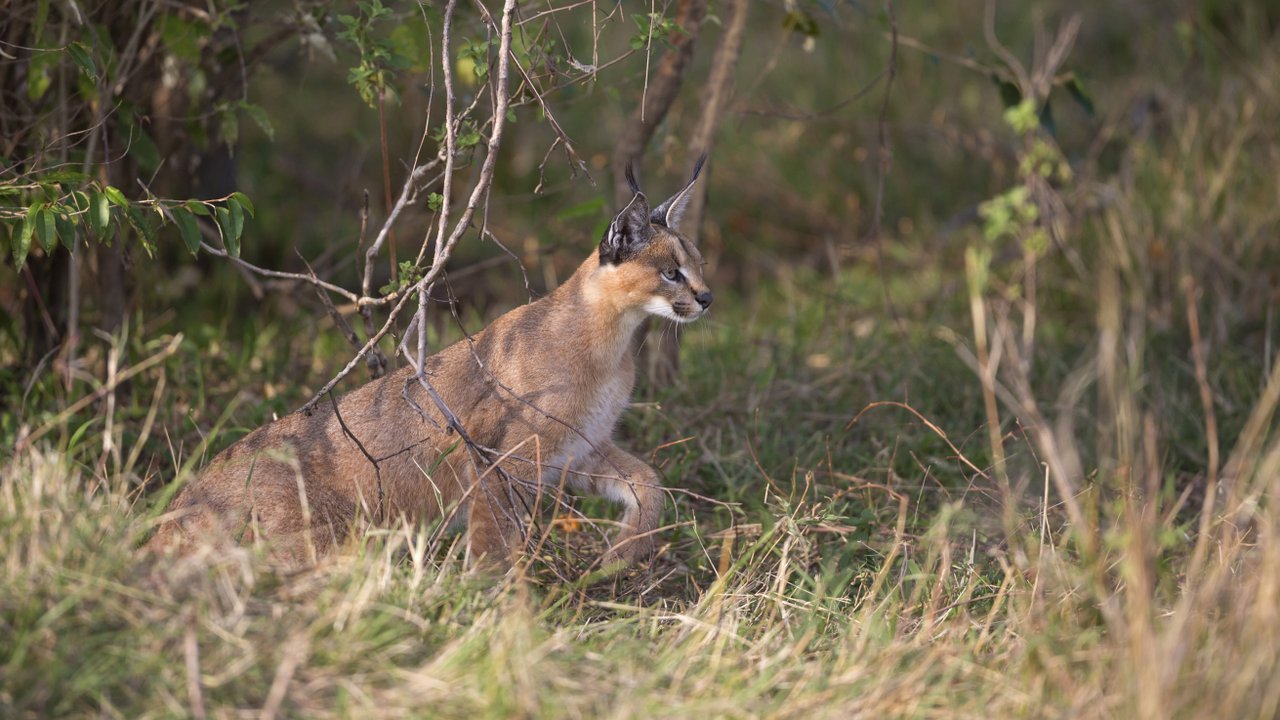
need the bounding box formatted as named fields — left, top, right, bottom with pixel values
left=661, top=268, right=681, bottom=281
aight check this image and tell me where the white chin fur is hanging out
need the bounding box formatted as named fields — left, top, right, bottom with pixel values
left=644, top=297, right=699, bottom=324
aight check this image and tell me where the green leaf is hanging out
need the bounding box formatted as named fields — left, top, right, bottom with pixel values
left=39, top=169, right=90, bottom=184
left=239, top=102, right=275, bottom=142
left=70, top=190, right=90, bottom=215
left=172, top=206, right=202, bottom=256
left=14, top=205, right=38, bottom=270
left=336, top=14, right=358, bottom=36
left=1063, top=74, right=1096, bottom=117
left=91, top=190, right=111, bottom=233
left=26, top=51, right=56, bottom=101
left=366, top=0, right=391, bottom=21
left=35, top=207, right=57, bottom=253
left=214, top=206, right=239, bottom=257
left=67, top=417, right=101, bottom=452
left=782, top=10, right=820, bottom=37
left=426, top=192, right=444, bottom=212
left=227, top=197, right=245, bottom=240
left=55, top=211, right=74, bottom=248
left=218, top=103, right=239, bottom=149
left=229, top=192, right=255, bottom=217
left=158, top=14, right=205, bottom=62
left=26, top=0, right=53, bottom=99
left=66, top=41, right=97, bottom=80
left=457, top=125, right=482, bottom=148
left=55, top=212, right=75, bottom=251
left=185, top=200, right=211, bottom=216
left=125, top=204, right=156, bottom=256
left=32, top=0, right=50, bottom=44
left=102, top=185, right=128, bottom=208
left=1003, top=98, right=1039, bottom=135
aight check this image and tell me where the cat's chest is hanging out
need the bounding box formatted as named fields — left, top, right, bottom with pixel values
left=550, top=374, right=631, bottom=468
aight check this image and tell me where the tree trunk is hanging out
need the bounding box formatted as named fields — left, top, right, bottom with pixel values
left=5, top=1, right=285, bottom=379
left=611, top=0, right=708, bottom=208
left=639, top=0, right=750, bottom=389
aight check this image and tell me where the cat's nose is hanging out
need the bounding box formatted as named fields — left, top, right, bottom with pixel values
left=695, top=291, right=713, bottom=309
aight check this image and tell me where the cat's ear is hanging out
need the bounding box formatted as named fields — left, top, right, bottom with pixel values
left=599, top=164, right=652, bottom=265
left=650, top=154, right=707, bottom=231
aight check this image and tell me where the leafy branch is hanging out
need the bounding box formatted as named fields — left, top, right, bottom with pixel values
left=3, top=177, right=253, bottom=271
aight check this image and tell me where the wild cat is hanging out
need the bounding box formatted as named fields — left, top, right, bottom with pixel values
left=148, top=159, right=712, bottom=570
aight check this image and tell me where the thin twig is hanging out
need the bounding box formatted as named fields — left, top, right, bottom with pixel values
left=328, top=392, right=384, bottom=523
left=845, top=400, right=991, bottom=482
left=300, top=284, right=417, bottom=413
left=361, top=160, right=441, bottom=301
left=870, top=0, right=903, bottom=333
left=407, top=0, right=519, bottom=393
left=299, top=252, right=362, bottom=353
left=1183, top=276, right=1219, bottom=492
left=485, top=0, right=591, bottom=182
left=198, top=240, right=357, bottom=303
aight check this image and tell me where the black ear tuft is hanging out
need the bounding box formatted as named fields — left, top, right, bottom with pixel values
left=689, top=153, right=708, bottom=182
left=599, top=191, right=652, bottom=265
left=624, top=162, right=643, bottom=195
left=650, top=154, right=708, bottom=231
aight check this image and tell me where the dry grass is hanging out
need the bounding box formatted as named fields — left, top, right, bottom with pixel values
left=4, top=367, right=1280, bottom=719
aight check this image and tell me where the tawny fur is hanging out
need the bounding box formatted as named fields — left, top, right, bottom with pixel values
left=146, top=176, right=712, bottom=570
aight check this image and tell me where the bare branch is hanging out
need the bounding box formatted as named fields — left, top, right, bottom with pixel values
left=639, top=0, right=746, bottom=387
left=361, top=161, right=442, bottom=301
left=870, top=0, right=904, bottom=334
left=329, top=392, right=385, bottom=523
left=682, top=0, right=749, bottom=243
left=302, top=0, right=519, bottom=415
left=300, top=285, right=418, bottom=413
left=610, top=0, right=708, bottom=207
left=299, top=252, right=362, bottom=353
left=413, top=0, right=519, bottom=354
left=195, top=239, right=357, bottom=303
left=491, top=1, right=591, bottom=185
